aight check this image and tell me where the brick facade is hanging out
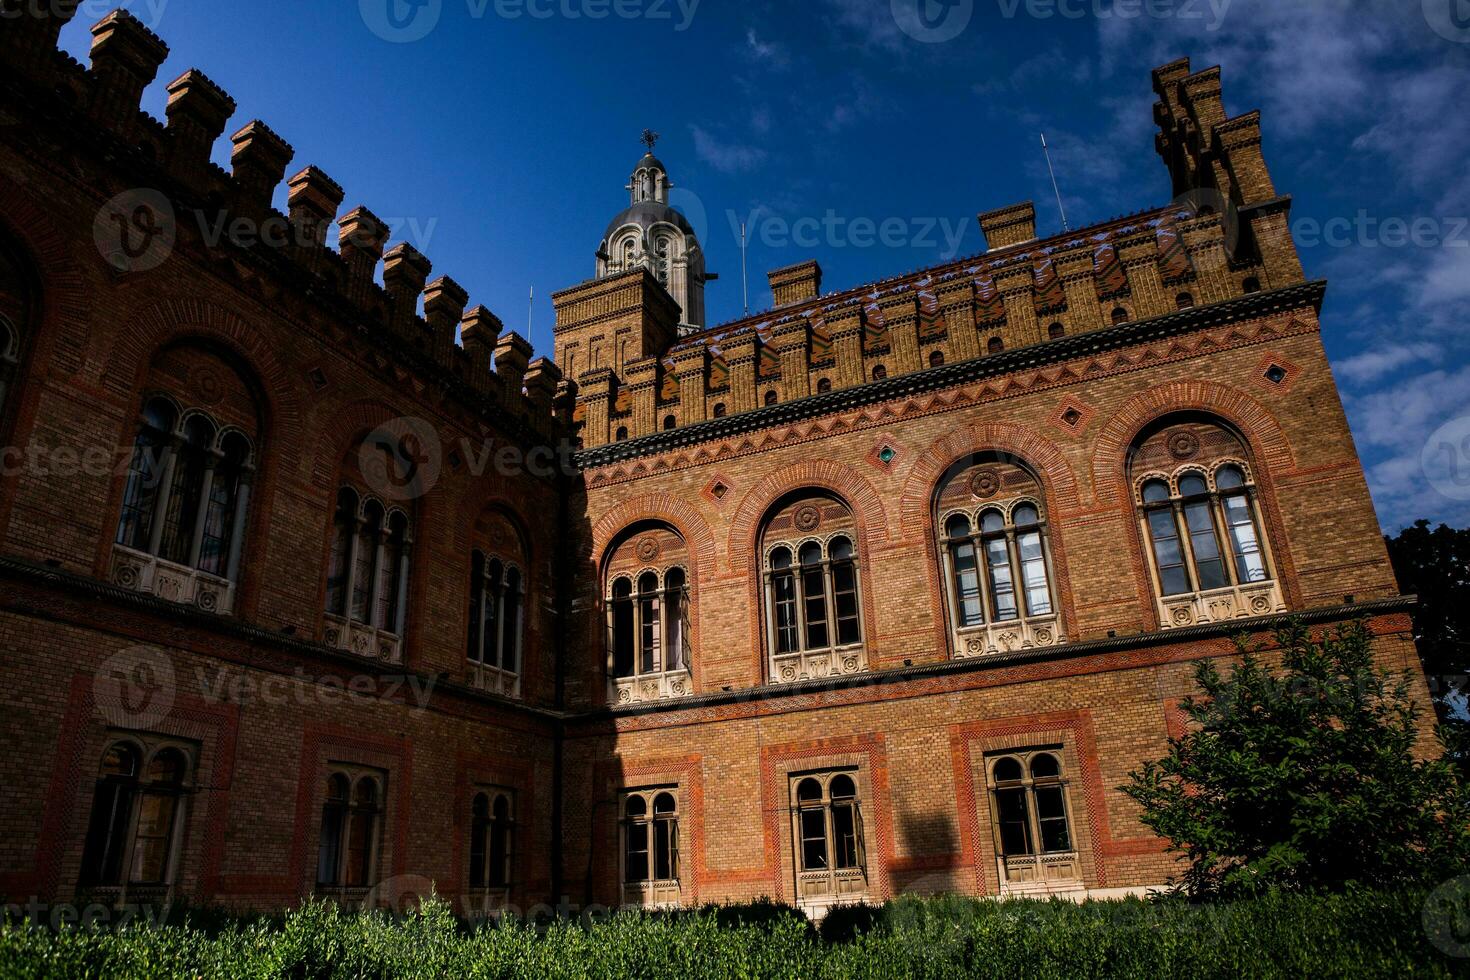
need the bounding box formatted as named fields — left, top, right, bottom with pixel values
left=0, top=8, right=1429, bottom=916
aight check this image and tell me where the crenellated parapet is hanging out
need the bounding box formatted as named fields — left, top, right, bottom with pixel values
left=0, top=5, right=563, bottom=442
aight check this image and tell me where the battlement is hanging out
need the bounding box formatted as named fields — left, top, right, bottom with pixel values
left=558, top=58, right=1305, bottom=450
left=0, top=5, right=561, bottom=441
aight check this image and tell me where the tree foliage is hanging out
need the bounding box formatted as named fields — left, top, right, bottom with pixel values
left=1385, top=520, right=1470, bottom=718
left=1124, top=620, right=1470, bottom=899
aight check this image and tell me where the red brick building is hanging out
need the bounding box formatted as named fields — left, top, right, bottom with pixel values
left=0, top=7, right=1428, bottom=919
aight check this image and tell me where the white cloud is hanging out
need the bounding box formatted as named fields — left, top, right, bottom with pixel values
left=690, top=126, right=769, bottom=174
left=745, top=28, right=790, bottom=68
left=1335, top=342, right=1440, bottom=386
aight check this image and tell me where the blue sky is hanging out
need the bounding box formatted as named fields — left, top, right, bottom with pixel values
left=57, top=0, right=1470, bottom=533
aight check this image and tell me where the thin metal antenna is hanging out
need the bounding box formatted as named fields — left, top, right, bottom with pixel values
left=528, top=285, right=535, bottom=336
left=1041, top=133, right=1070, bottom=233
left=740, top=221, right=750, bottom=316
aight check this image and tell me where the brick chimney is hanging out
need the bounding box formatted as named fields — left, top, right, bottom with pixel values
left=768, top=260, right=823, bottom=307
left=978, top=202, right=1037, bottom=251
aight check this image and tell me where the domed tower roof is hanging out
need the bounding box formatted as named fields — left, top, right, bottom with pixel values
left=601, top=200, right=695, bottom=248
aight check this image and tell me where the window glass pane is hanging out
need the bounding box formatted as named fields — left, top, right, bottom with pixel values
left=130, top=791, right=178, bottom=883
left=830, top=775, right=856, bottom=799
left=501, top=567, right=521, bottom=675
left=664, top=570, right=686, bottom=672
left=1013, top=504, right=1039, bottom=527
left=797, top=778, right=823, bottom=802
left=985, top=537, right=1018, bottom=621
left=799, top=807, right=828, bottom=870
left=489, top=818, right=510, bottom=888
left=116, top=421, right=169, bottom=551
left=350, top=507, right=381, bottom=623
left=951, top=542, right=984, bottom=627
left=378, top=517, right=408, bottom=634
left=1035, top=786, right=1072, bottom=853
left=770, top=546, right=792, bottom=570
left=625, top=795, right=647, bottom=818
left=1029, top=753, right=1060, bottom=779
left=980, top=509, right=1005, bottom=533
left=612, top=588, right=634, bottom=678
left=1017, top=531, right=1052, bottom=617
left=832, top=801, right=860, bottom=869
left=945, top=514, right=971, bottom=538
left=799, top=541, right=823, bottom=566
left=317, top=800, right=343, bottom=886
left=81, top=780, right=134, bottom=885
left=1147, top=508, right=1191, bottom=596
left=624, top=821, right=649, bottom=883
left=773, top=571, right=799, bottom=654
left=1224, top=494, right=1268, bottom=583
left=802, top=564, right=829, bottom=649
left=993, top=758, right=1023, bottom=782
left=1141, top=480, right=1170, bottom=504
left=157, top=422, right=211, bottom=565
left=1184, top=500, right=1228, bottom=590
left=653, top=816, right=675, bottom=880
left=639, top=590, right=659, bottom=674
left=828, top=536, right=853, bottom=561
left=199, top=437, right=248, bottom=576
left=654, top=792, right=676, bottom=814
left=1215, top=465, right=1245, bottom=490
left=831, top=560, right=861, bottom=646
left=1179, top=474, right=1209, bottom=497
left=996, top=787, right=1031, bottom=856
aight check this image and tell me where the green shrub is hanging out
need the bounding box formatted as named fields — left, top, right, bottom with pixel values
left=3, top=888, right=1467, bottom=979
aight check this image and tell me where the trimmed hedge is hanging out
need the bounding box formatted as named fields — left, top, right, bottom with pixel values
left=3, top=888, right=1468, bottom=979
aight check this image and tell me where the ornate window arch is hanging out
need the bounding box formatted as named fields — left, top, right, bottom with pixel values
left=791, top=771, right=868, bottom=908
left=79, top=737, right=194, bottom=898
left=316, top=767, right=384, bottom=893
left=761, top=493, right=866, bottom=682
left=467, top=506, right=529, bottom=698
left=605, top=524, right=693, bottom=704
left=1129, top=415, right=1283, bottom=628
left=986, top=749, right=1082, bottom=890
left=621, top=788, right=680, bottom=907
left=113, top=388, right=257, bottom=615
left=468, top=788, right=515, bottom=900
left=323, top=482, right=413, bottom=663
left=935, top=455, right=1064, bottom=657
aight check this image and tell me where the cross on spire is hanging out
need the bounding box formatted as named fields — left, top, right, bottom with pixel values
left=640, top=129, right=660, bottom=152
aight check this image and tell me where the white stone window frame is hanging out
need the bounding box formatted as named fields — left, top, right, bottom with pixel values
left=468, top=552, right=526, bottom=699
left=788, top=769, right=869, bottom=912
left=939, top=494, right=1065, bottom=659
left=606, top=563, right=693, bottom=704
left=762, top=530, right=867, bottom=684
left=111, top=393, right=256, bottom=616
left=323, top=486, right=413, bottom=664
left=78, top=734, right=196, bottom=905
left=1134, top=458, right=1284, bottom=629
left=619, top=786, right=682, bottom=908
left=985, top=748, right=1084, bottom=896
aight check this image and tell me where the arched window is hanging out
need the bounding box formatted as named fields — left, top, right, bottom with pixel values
left=1176, top=291, right=1195, bottom=310
left=871, top=365, right=887, bottom=381
left=468, top=551, right=525, bottom=697
left=1130, top=418, right=1281, bottom=627
left=987, top=337, right=1004, bottom=354
left=605, top=526, right=693, bottom=703
left=712, top=402, right=727, bottom=418
left=317, top=769, right=383, bottom=890
left=615, top=425, right=629, bottom=442
left=1047, top=322, right=1065, bottom=339
left=791, top=771, right=867, bottom=906
left=323, top=485, right=413, bottom=662
left=928, top=350, right=945, bottom=368
left=764, top=389, right=778, bottom=406
left=663, top=414, right=676, bottom=431
left=762, top=494, right=865, bottom=681
left=469, top=789, right=514, bottom=893
left=622, top=788, right=680, bottom=906
left=817, top=377, right=832, bottom=393
left=988, top=749, right=1081, bottom=890
left=1242, top=276, right=1261, bottom=294
left=113, top=395, right=255, bottom=614
left=80, top=740, right=192, bottom=891
left=937, top=457, right=1062, bottom=656
left=1111, top=306, right=1129, bottom=325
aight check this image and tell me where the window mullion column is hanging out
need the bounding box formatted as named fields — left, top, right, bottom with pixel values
left=1004, top=529, right=1023, bottom=622
left=224, top=469, right=253, bottom=584
left=186, top=452, right=220, bottom=568
left=146, top=434, right=182, bottom=556
left=340, top=514, right=364, bottom=621
left=822, top=555, right=838, bottom=650
left=1172, top=501, right=1199, bottom=592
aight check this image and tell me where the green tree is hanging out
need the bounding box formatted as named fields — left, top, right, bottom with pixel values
left=1385, top=521, right=1470, bottom=718
left=1124, top=620, right=1470, bottom=899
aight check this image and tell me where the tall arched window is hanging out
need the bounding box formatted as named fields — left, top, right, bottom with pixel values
left=987, top=749, right=1081, bottom=891
left=468, top=510, right=528, bottom=699
left=791, top=772, right=868, bottom=908
left=468, top=789, right=514, bottom=896
left=622, top=789, right=680, bottom=907
left=317, top=769, right=383, bottom=891
left=80, top=739, right=193, bottom=895
left=762, top=494, right=865, bottom=682
left=323, top=485, right=412, bottom=662
left=936, top=456, right=1063, bottom=657
left=113, top=396, right=255, bottom=615
left=605, top=526, right=693, bottom=703
left=1130, top=417, right=1282, bottom=628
